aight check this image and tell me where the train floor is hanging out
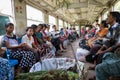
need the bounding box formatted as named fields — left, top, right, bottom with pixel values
left=56, top=39, right=95, bottom=80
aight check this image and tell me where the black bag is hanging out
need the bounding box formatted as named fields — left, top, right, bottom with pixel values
left=79, top=38, right=90, bottom=50
left=85, top=54, right=95, bottom=63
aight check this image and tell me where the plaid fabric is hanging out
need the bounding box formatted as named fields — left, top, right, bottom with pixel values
left=95, top=52, right=120, bottom=80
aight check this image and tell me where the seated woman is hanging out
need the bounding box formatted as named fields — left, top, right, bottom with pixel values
left=41, top=24, right=48, bottom=43
left=32, top=24, right=43, bottom=46
left=0, top=44, right=14, bottom=80
left=88, top=20, right=108, bottom=48
left=32, top=24, right=49, bottom=57
left=39, top=24, right=56, bottom=57
left=45, top=24, right=51, bottom=37
left=61, top=28, right=69, bottom=48
left=86, top=20, right=108, bottom=64
left=81, top=27, right=85, bottom=38
left=85, top=25, right=95, bottom=40
left=51, top=25, right=66, bottom=52
left=22, top=27, right=41, bottom=62
left=2, top=23, right=36, bottom=75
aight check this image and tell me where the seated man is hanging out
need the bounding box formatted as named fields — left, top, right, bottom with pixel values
left=95, top=47, right=120, bottom=80
left=94, top=11, right=120, bottom=80
left=51, top=25, right=66, bottom=52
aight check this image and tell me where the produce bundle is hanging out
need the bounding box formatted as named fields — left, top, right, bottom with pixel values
left=15, top=69, right=79, bottom=80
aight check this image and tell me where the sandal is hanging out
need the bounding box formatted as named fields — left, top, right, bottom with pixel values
left=88, top=66, right=95, bottom=70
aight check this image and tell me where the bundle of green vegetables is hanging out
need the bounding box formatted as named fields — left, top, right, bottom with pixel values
left=15, top=70, right=79, bottom=80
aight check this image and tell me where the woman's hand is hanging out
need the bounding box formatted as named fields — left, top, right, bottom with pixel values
left=19, top=43, right=27, bottom=47
left=19, top=43, right=31, bottom=50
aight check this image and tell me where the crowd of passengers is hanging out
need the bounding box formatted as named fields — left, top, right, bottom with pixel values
left=78, top=11, right=120, bottom=80
left=1, top=10, right=120, bottom=80
left=0, top=23, right=79, bottom=79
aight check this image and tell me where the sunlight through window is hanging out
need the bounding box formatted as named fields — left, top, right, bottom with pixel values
left=26, top=5, right=44, bottom=26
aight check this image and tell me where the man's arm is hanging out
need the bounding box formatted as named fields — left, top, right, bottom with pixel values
left=97, top=43, right=120, bottom=54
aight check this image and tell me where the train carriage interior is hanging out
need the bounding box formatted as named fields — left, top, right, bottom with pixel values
left=0, top=0, right=120, bottom=80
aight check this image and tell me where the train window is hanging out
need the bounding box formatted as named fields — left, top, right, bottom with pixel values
left=114, top=1, right=120, bottom=12
left=68, top=23, right=70, bottom=28
left=26, top=5, right=44, bottom=26
left=59, top=19, right=63, bottom=30
left=49, top=15, right=56, bottom=31
left=49, top=15, right=56, bottom=25
left=103, top=11, right=109, bottom=20
left=0, top=0, right=13, bottom=16
left=0, top=0, right=14, bottom=24
left=27, top=20, right=40, bottom=26
left=98, top=17, right=101, bottom=24
left=64, top=22, right=67, bottom=27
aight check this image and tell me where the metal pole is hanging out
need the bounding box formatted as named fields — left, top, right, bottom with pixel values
left=70, top=42, right=83, bottom=80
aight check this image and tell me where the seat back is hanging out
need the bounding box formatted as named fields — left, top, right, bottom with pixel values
left=5, top=49, right=18, bottom=67
left=17, top=37, right=22, bottom=44
left=1, top=36, right=19, bottom=67
left=5, top=49, right=10, bottom=59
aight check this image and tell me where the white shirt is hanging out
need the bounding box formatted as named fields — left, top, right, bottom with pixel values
left=106, top=23, right=119, bottom=38
left=67, top=29, right=72, bottom=34
left=45, top=30, right=52, bottom=37
left=95, top=26, right=100, bottom=34
left=51, top=30, right=60, bottom=38
left=106, top=22, right=120, bottom=44
left=22, top=35, right=34, bottom=48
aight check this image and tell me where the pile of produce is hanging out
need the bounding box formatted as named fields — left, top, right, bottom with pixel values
left=15, top=69, right=79, bottom=80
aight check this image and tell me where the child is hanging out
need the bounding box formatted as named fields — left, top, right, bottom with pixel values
left=22, top=27, right=41, bottom=62
left=46, top=36, right=56, bottom=56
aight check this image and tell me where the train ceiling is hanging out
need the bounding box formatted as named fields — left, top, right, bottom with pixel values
left=25, top=0, right=117, bottom=25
